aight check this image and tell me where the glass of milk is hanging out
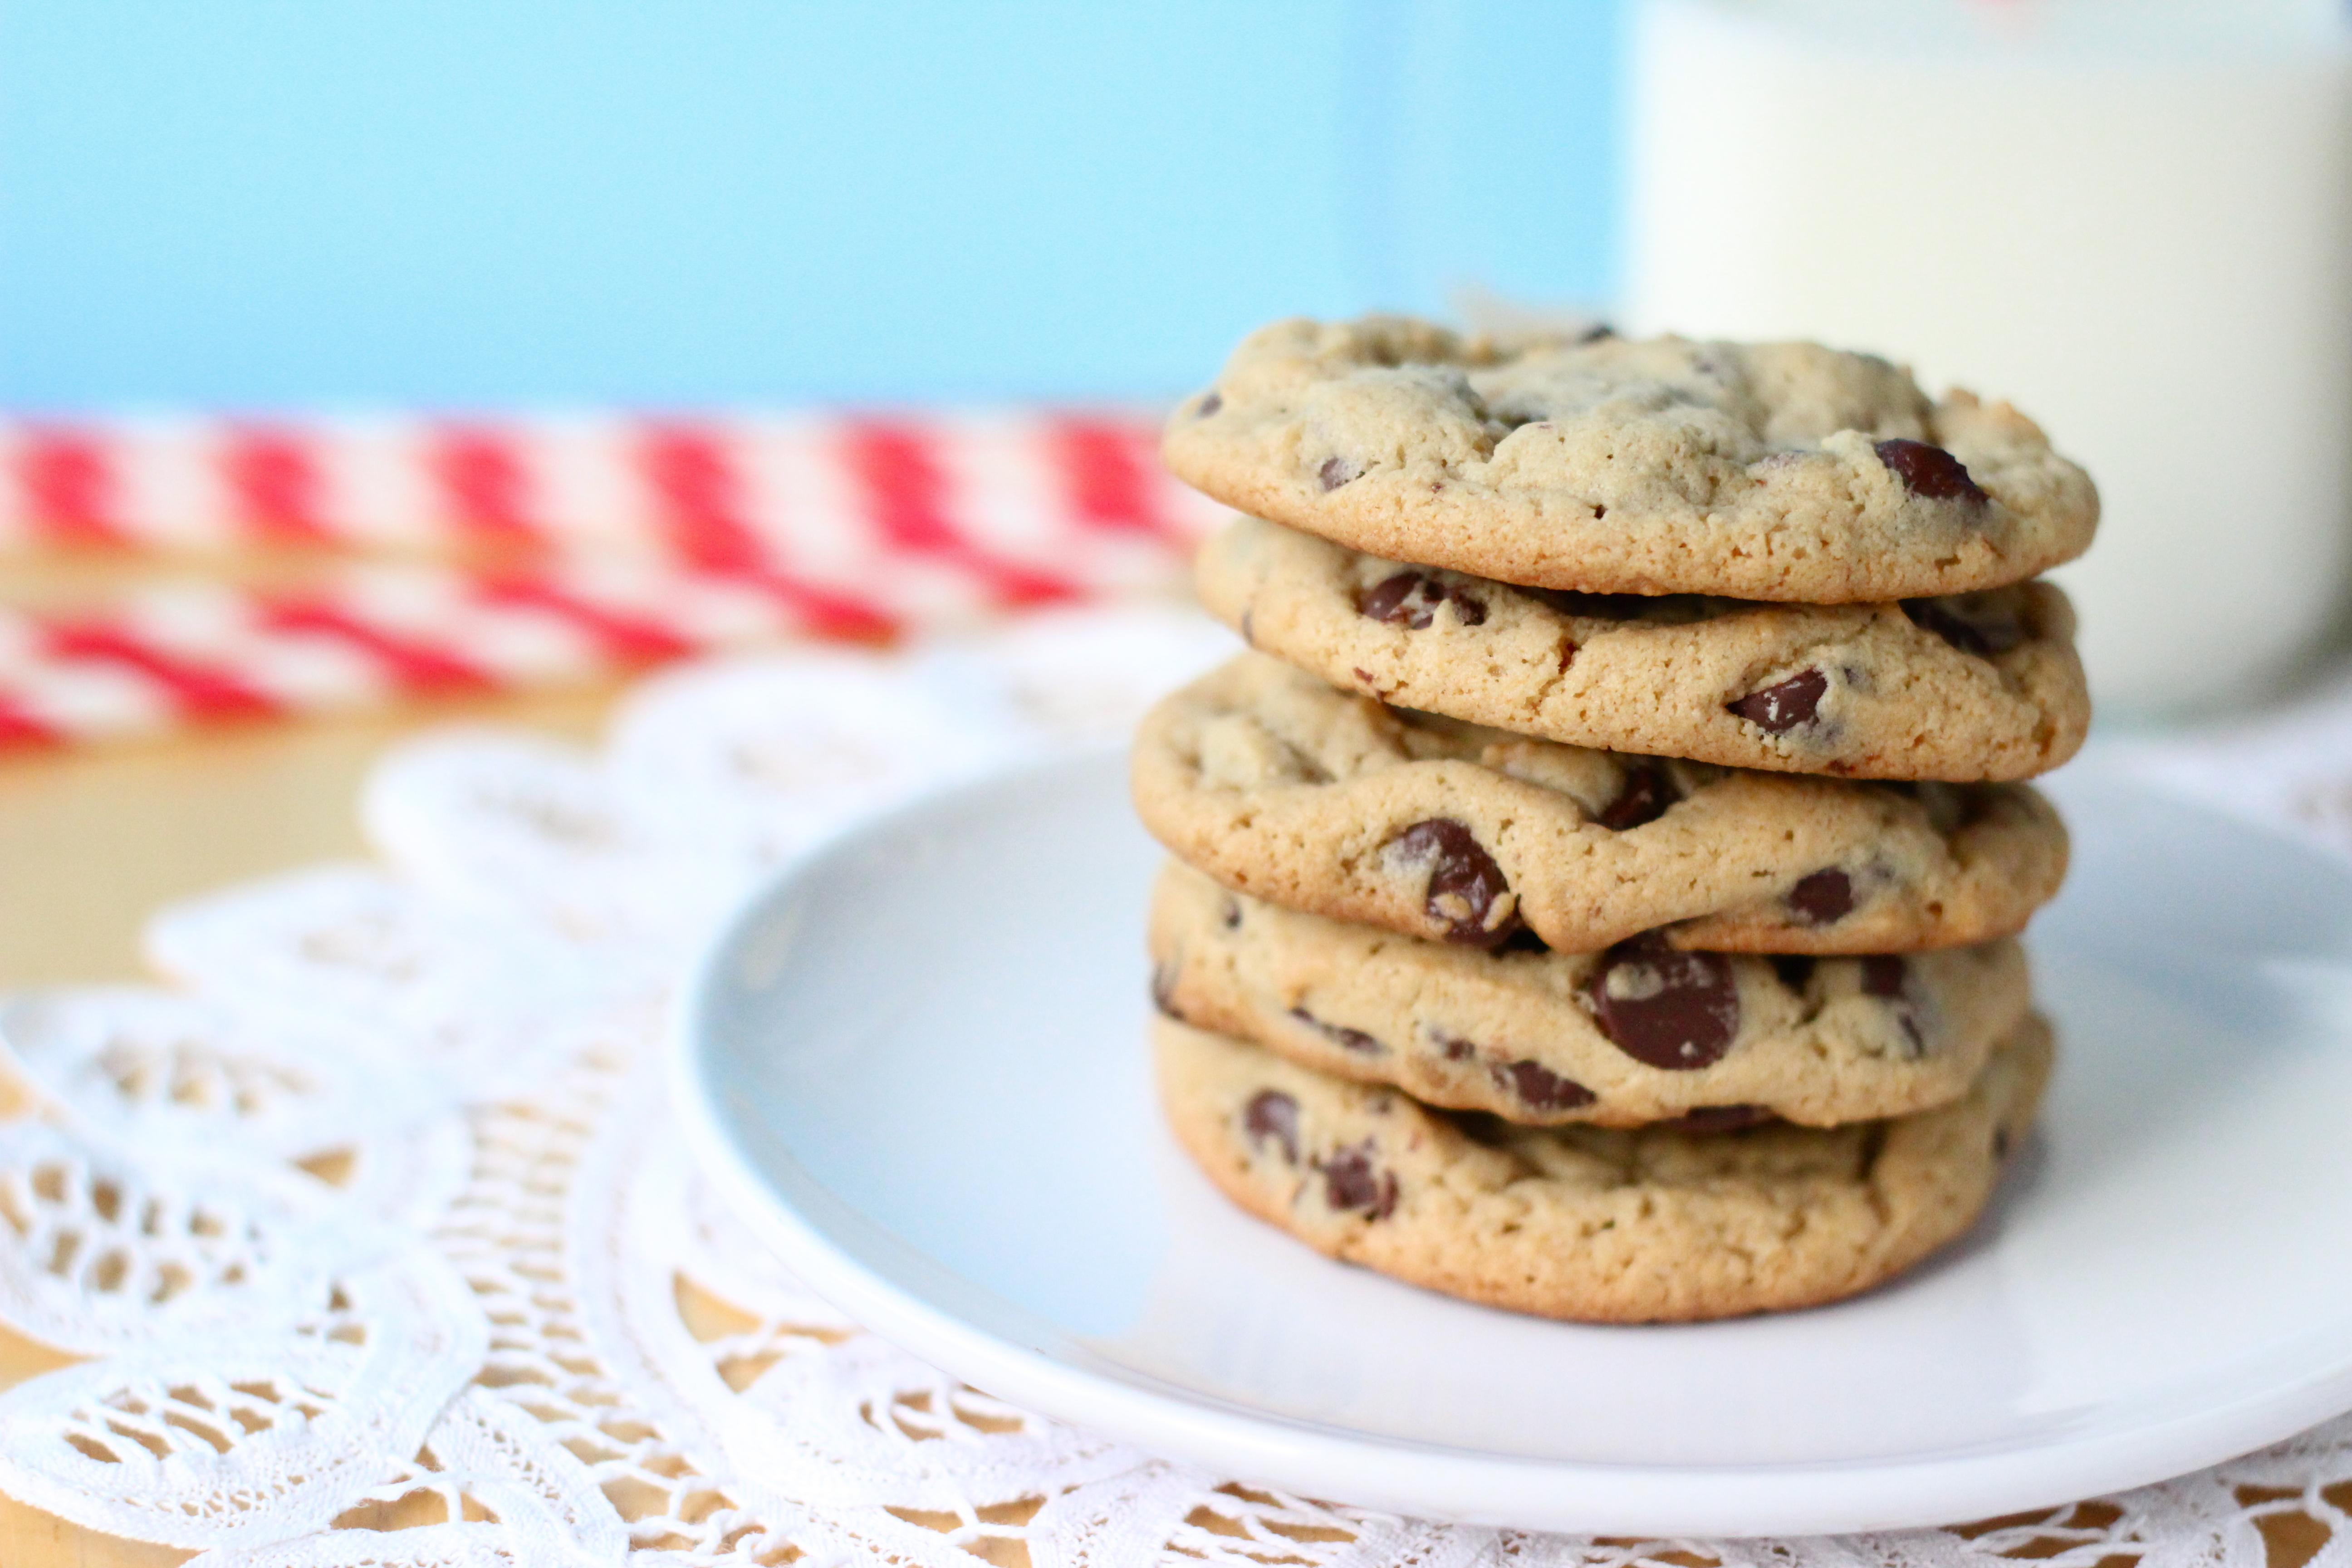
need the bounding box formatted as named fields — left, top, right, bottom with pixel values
left=1627, top=0, right=2352, bottom=716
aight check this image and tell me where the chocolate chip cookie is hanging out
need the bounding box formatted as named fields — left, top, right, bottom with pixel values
left=1132, top=654, right=2068, bottom=954
left=1149, top=861, right=2030, bottom=1127
left=1155, top=1010, right=2050, bottom=1322
left=1200, top=514, right=2088, bottom=781
left=1162, top=317, right=2097, bottom=602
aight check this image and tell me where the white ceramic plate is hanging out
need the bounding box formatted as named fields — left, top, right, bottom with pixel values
left=673, top=752, right=2352, bottom=1536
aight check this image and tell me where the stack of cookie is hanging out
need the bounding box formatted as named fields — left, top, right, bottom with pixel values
left=1132, top=317, right=2098, bottom=1322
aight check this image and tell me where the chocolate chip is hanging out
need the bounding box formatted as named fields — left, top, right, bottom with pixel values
left=1356, top=570, right=1485, bottom=630
left=1318, top=1141, right=1397, bottom=1218
left=1861, top=956, right=1925, bottom=1051
left=1597, top=761, right=1677, bottom=831
left=1387, top=819, right=1522, bottom=947
left=1874, top=438, right=1989, bottom=507
left=1902, top=597, right=2024, bottom=658
left=1289, top=1006, right=1384, bottom=1056
left=1861, top=956, right=1907, bottom=999
left=1244, top=1090, right=1299, bottom=1163
left=1358, top=572, right=1427, bottom=626
left=1318, top=456, right=1360, bottom=490
left=1496, top=1058, right=1597, bottom=1112
left=1150, top=961, right=1180, bottom=1017
left=1769, top=955, right=1817, bottom=993
left=1908, top=781, right=1991, bottom=833
left=1197, top=391, right=1222, bottom=417
left=1587, top=932, right=1740, bottom=1070
left=1528, top=588, right=1647, bottom=621
left=1447, top=1110, right=1514, bottom=1148
left=1787, top=868, right=1854, bottom=925
left=1727, top=667, right=1828, bottom=733
left=1431, top=1030, right=1477, bottom=1063
left=1659, top=1104, right=1774, bottom=1134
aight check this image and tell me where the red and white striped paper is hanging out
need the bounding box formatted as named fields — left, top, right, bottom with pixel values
left=0, top=412, right=1224, bottom=749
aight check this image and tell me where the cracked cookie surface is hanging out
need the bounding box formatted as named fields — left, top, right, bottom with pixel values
left=1200, top=514, right=2089, bottom=780
left=1131, top=653, right=2068, bottom=954
left=1162, top=316, right=2097, bottom=602
left=1155, top=1011, right=2051, bottom=1322
left=1149, top=861, right=2030, bottom=1127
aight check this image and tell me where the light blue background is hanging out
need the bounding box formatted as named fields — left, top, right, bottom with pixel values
left=0, top=2, right=1623, bottom=407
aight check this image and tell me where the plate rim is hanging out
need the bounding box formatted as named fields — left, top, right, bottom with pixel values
left=668, top=750, right=2352, bottom=1537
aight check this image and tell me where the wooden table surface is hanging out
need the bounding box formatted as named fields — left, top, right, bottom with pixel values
left=0, top=686, right=620, bottom=1568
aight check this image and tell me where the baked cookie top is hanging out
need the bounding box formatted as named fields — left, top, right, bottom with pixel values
left=1155, top=1012, right=2050, bottom=1323
left=1200, top=514, right=2089, bottom=781
left=1162, top=317, right=2098, bottom=601
left=1150, top=861, right=2031, bottom=1127
left=1131, top=653, right=2068, bottom=954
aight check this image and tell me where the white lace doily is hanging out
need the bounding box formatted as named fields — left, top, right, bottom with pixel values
left=2, top=603, right=2348, bottom=1568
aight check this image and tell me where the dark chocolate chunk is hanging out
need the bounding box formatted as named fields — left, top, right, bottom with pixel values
left=1787, top=868, right=1855, bottom=925
left=1289, top=1006, right=1385, bottom=1056
left=1587, top=932, right=1740, bottom=1070
left=1727, top=667, right=1828, bottom=733
left=1496, top=1058, right=1598, bottom=1112
left=1941, top=783, right=1994, bottom=833
left=1432, top=1030, right=1477, bottom=1063
left=1447, top=1110, right=1515, bottom=1148
left=1901, top=596, right=2024, bottom=658
left=1150, top=962, right=1180, bottom=1018
left=1356, top=570, right=1485, bottom=630
left=1861, top=956, right=1924, bottom=1051
left=1318, top=456, right=1360, bottom=490
left=1597, top=761, right=1677, bottom=831
left=1874, top=438, right=1989, bottom=507
left=1861, top=956, right=1908, bottom=999
left=1243, top=1089, right=1300, bottom=1164
left=1357, top=572, right=1430, bottom=626
left=1318, top=1141, right=1398, bottom=1218
left=1387, top=818, right=1522, bottom=947
left=1197, top=391, right=1222, bottom=417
